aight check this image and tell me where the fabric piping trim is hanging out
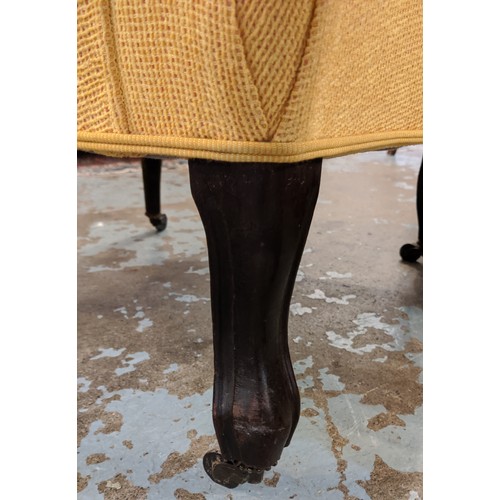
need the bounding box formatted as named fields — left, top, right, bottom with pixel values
left=78, top=130, right=422, bottom=162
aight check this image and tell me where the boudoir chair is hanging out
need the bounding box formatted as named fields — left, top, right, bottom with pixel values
left=77, top=0, right=422, bottom=488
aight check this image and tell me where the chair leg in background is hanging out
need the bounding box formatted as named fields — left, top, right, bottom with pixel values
left=400, top=160, right=423, bottom=262
left=141, top=158, right=167, bottom=232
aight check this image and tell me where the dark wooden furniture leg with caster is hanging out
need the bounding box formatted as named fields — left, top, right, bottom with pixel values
left=189, top=159, right=322, bottom=488
left=141, top=158, right=167, bottom=231
left=400, top=159, right=423, bottom=262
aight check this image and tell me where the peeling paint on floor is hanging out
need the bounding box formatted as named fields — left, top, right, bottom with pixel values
left=325, top=306, right=422, bottom=355
left=78, top=147, right=423, bottom=498
left=307, top=289, right=357, bottom=305
left=290, top=303, right=313, bottom=316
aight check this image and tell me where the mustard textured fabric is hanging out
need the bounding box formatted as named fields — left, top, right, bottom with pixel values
left=77, top=0, right=422, bottom=162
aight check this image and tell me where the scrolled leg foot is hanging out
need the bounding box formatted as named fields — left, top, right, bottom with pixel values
left=203, top=452, right=265, bottom=489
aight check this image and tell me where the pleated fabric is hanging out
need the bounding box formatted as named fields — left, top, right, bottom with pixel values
left=77, top=0, right=422, bottom=162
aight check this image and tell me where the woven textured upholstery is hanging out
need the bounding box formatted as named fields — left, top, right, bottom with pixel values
left=77, top=0, right=422, bottom=162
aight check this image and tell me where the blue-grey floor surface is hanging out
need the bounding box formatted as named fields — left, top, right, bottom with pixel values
left=78, top=146, right=423, bottom=499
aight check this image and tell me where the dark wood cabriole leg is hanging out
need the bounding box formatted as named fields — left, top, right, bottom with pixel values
left=400, top=159, right=423, bottom=262
left=189, top=159, right=322, bottom=488
left=141, top=158, right=167, bottom=231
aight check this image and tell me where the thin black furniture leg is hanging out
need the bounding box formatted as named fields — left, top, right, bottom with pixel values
left=400, top=159, right=423, bottom=262
left=141, top=158, right=167, bottom=231
left=189, top=159, right=322, bottom=488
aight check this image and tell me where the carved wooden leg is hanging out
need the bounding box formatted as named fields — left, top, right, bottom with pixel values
left=400, top=159, right=423, bottom=262
left=141, top=158, right=167, bottom=231
left=189, top=159, right=322, bottom=488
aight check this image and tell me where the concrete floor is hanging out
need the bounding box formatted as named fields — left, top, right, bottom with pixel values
left=77, top=146, right=423, bottom=499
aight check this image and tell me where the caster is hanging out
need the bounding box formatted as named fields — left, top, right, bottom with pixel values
left=146, top=213, right=167, bottom=232
left=400, top=242, right=422, bottom=262
left=203, top=452, right=265, bottom=489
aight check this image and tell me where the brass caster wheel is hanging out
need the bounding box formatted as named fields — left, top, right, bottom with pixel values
left=146, top=213, right=167, bottom=232
left=400, top=242, right=422, bottom=262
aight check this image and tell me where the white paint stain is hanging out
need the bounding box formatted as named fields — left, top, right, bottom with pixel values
left=397, top=196, right=416, bottom=203
left=318, top=368, right=345, bottom=391
left=395, top=181, right=415, bottom=190
left=294, top=356, right=313, bottom=375
left=325, top=331, right=352, bottom=350
left=136, top=318, right=153, bottom=333
left=167, top=211, right=207, bottom=258
left=185, top=266, right=209, bottom=276
left=114, top=306, right=129, bottom=319
left=405, top=352, right=423, bottom=368
left=168, top=293, right=210, bottom=303
left=321, top=271, right=353, bottom=279
left=113, top=305, right=153, bottom=333
left=78, top=377, right=92, bottom=393
left=163, top=363, right=179, bottom=375
left=295, top=269, right=305, bottom=282
left=297, top=376, right=314, bottom=390
left=293, top=336, right=302, bottom=344
left=325, top=306, right=422, bottom=355
left=290, top=303, right=313, bottom=316
left=306, top=289, right=356, bottom=305
left=90, top=347, right=126, bottom=360
left=115, top=352, right=150, bottom=376
left=405, top=352, right=423, bottom=383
